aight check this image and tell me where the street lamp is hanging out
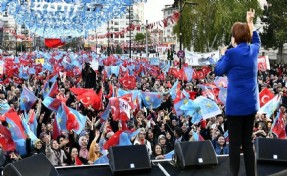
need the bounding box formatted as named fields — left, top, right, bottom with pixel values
left=107, top=20, right=113, bottom=56
left=128, top=6, right=132, bottom=59
left=95, top=31, right=102, bottom=54
left=178, top=1, right=198, bottom=69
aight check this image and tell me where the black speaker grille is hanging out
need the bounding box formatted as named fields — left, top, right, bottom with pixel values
left=174, top=141, right=218, bottom=168
left=109, top=145, right=151, bottom=173
left=256, top=138, right=287, bottom=163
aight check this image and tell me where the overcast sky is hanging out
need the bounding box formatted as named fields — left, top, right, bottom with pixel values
left=144, top=0, right=174, bottom=23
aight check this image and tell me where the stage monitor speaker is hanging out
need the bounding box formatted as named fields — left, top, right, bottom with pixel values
left=255, top=138, right=287, bottom=164
left=174, top=141, right=218, bottom=168
left=109, top=145, right=151, bottom=175
left=3, top=154, right=59, bottom=176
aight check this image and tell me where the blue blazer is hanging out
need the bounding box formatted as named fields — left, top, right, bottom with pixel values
left=215, top=31, right=261, bottom=116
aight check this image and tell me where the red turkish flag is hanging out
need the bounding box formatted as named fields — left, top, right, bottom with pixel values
left=259, top=88, right=275, bottom=107
left=193, top=70, right=205, bottom=79
left=63, top=104, right=80, bottom=131
left=119, top=73, right=136, bottom=90
left=272, top=110, right=286, bottom=139
left=77, top=90, right=101, bottom=110
left=44, top=38, right=65, bottom=48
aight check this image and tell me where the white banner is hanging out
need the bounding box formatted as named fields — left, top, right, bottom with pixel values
left=185, top=51, right=220, bottom=66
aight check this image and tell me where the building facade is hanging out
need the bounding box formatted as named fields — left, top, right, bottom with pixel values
left=86, top=2, right=145, bottom=50
left=162, top=5, right=178, bottom=50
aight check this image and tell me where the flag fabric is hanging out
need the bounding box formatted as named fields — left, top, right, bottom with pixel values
left=169, top=80, right=179, bottom=100
left=25, top=110, right=37, bottom=136
left=75, top=156, right=83, bottom=165
left=218, top=87, right=227, bottom=105
left=5, top=113, right=27, bottom=155
left=165, top=150, right=174, bottom=159
left=103, top=130, right=123, bottom=150
left=119, top=132, right=132, bottom=146
left=119, top=94, right=133, bottom=121
left=0, top=124, right=16, bottom=152
left=141, top=91, right=162, bottom=109
left=183, top=67, right=193, bottom=82
left=193, top=96, right=222, bottom=120
left=192, top=131, right=204, bottom=141
left=214, top=76, right=228, bottom=88
left=21, top=117, right=38, bottom=142
left=0, top=102, right=10, bottom=115
left=48, top=81, right=60, bottom=98
left=42, top=96, right=62, bottom=111
left=271, top=110, right=286, bottom=139
left=224, top=130, right=229, bottom=143
left=19, top=87, right=37, bottom=111
left=180, top=99, right=200, bottom=117
left=258, top=95, right=281, bottom=119
left=52, top=118, right=60, bottom=140
left=110, top=66, right=120, bottom=76
left=259, top=88, right=275, bottom=107
left=62, top=104, right=87, bottom=135
left=75, top=89, right=101, bottom=110
left=45, top=38, right=66, bottom=48
left=94, top=154, right=109, bottom=164
left=100, top=104, right=110, bottom=121
left=55, top=105, right=67, bottom=132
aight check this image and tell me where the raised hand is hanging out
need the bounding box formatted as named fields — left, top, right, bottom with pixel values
left=246, top=8, right=255, bottom=23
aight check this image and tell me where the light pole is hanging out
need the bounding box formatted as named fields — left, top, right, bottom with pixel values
left=95, top=31, right=101, bottom=54
left=129, top=6, right=132, bottom=59
left=145, top=20, right=148, bottom=58
left=178, top=1, right=198, bottom=69
left=107, top=21, right=113, bottom=56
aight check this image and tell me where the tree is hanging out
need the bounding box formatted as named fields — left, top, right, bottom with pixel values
left=134, top=33, right=145, bottom=44
left=173, top=0, right=261, bottom=52
left=260, top=0, right=287, bottom=62
left=115, top=44, right=123, bottom=54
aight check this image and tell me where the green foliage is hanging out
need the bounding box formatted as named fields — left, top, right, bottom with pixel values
left=260, top=0, right=287, bottom=55
left=115, top=44, right=123, bottom=54
left=173, top=0, right=261, bottom=52
left=134, top=33, right=145, bottom=43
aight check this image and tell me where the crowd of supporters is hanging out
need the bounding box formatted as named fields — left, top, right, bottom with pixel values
left=0, top=52, right=286, bottom=169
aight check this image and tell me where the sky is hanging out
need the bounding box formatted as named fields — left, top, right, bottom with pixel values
left=144, top=0, right=174, bottom=23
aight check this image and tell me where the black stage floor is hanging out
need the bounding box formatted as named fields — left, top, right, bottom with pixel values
left=57, top=155, right=287, bottom=176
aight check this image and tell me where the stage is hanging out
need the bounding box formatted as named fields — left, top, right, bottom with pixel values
left=56, top=155, right=287, bottom=176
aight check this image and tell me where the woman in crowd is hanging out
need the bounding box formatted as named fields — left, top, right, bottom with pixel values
left=152, top=144, right=165, bottom=160
left=133, top=128, right=152, bottom=156
left=214, top=135, right=229, bottom=155
left=88, top=141, right=103, bottom=164
left=45, top=135, right=67, bottom=166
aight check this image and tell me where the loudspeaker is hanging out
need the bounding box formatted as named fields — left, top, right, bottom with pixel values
left=109, top=145, right=151, bottom=175
left=3, top=154, right=59, bottom=176
left=256, top=138, right=287, bottom=163
left=174, top=141, right=218, bottom=168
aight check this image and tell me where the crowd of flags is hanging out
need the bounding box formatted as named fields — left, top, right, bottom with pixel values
left=0, top=50, right=285, bottom=162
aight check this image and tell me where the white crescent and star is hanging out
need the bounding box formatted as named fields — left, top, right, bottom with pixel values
left=261, top=95, right=269, bottom=104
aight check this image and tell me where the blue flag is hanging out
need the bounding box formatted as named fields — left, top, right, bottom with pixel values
left=119, top=132, right=132, bottom=146
left=55, top=105, right=67, bottom=132
left=141, top=91, right=162, bottom=109
left=0, top=102, right=10, bottom=115
left=193, top=96, right=222, bottom=120
left=169, top=80, right=179, bottom=100
left=94, top=154, right=109, bottom=164
left=20, top=87, right=37, bottom=111
left=21, top=118, right=38, bottom=142
left=6, top=117, right=26, bottom=155
left=165, top=150, right=174, bottom=159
